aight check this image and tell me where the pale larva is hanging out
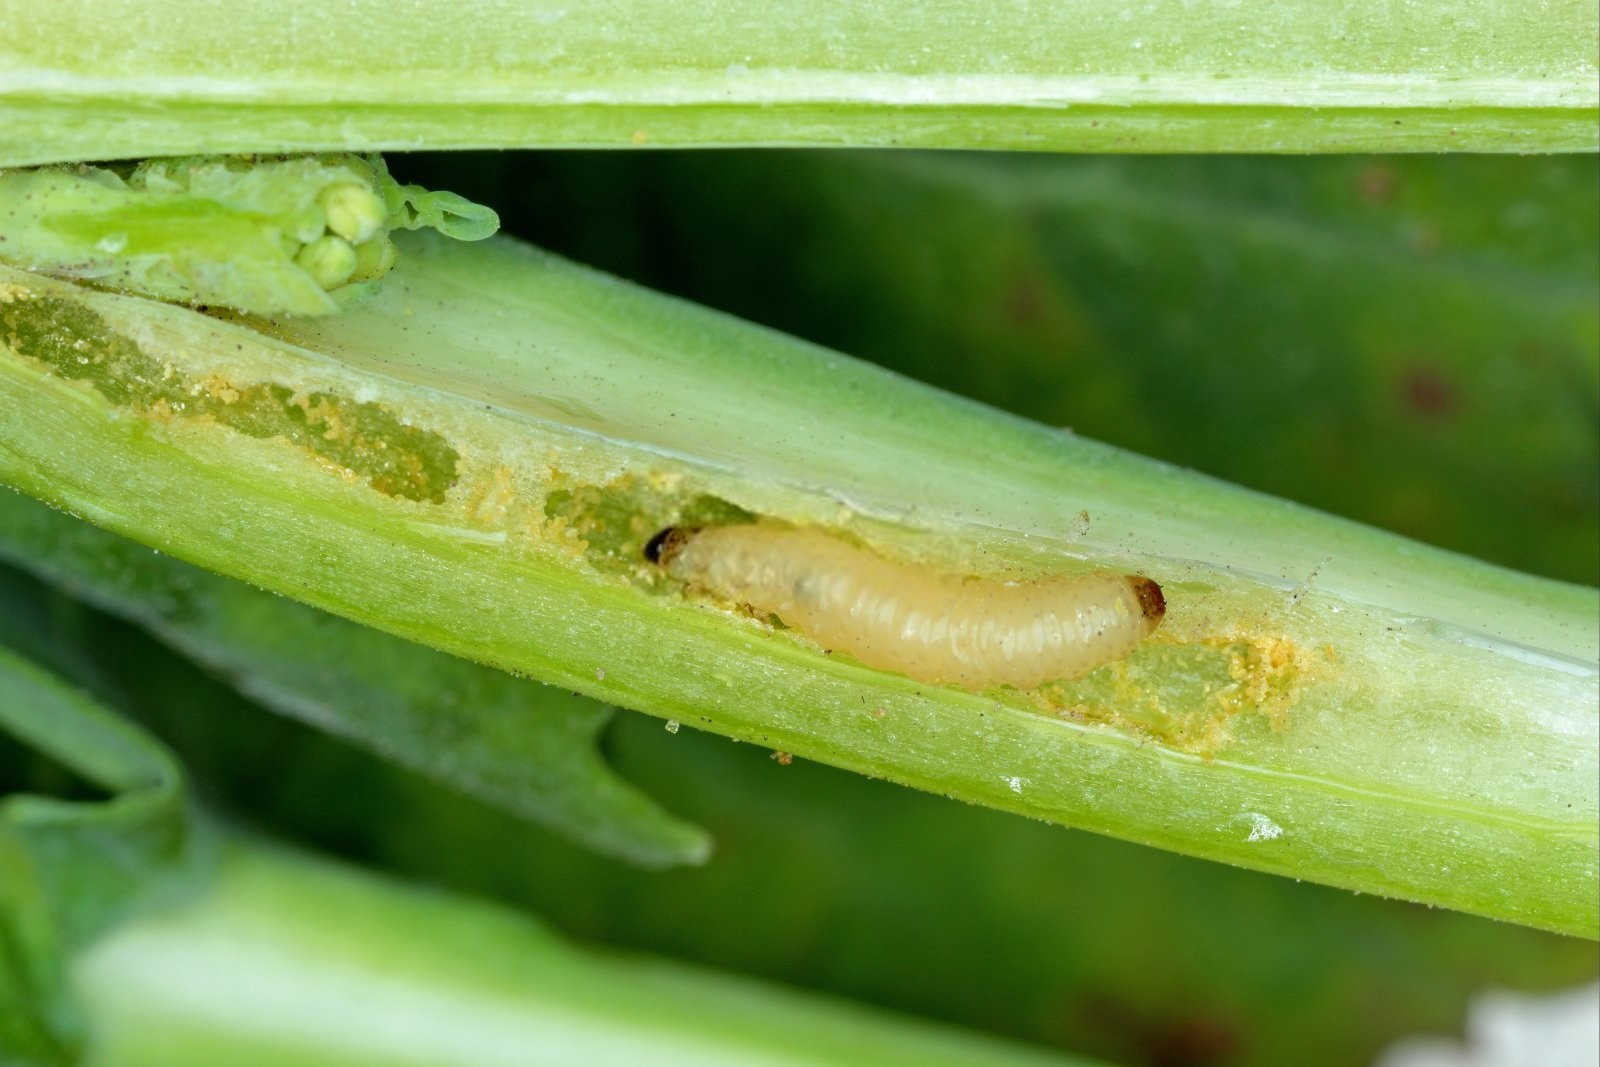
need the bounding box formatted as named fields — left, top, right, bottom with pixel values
left=646, top=525, right=1165, bottom=690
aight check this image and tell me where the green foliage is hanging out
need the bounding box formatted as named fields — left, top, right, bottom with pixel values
left=0, top=646, right=198, bottom=1066
left=0, top=617, right=1080, bottom=1065
left=0, top=492, right=708, bottom=868
left=71, top=839, right=1095, bottom=1067
left=0, top=2, right=1597, bottom=1058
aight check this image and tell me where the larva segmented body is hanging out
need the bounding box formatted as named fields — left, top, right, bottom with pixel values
left=648, top=525, right=1164, bottom=690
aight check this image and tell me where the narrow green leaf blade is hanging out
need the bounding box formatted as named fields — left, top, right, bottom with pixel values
left=0, top=646, right=196, bottom=1066
left=70, top=837, right=1098, bottom=1067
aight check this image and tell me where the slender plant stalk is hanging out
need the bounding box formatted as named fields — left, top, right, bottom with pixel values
left=2, top=0, right=1596, bottom=162
left=71, top=837, right=1094, bottom=1067
left=1, top=234, right=1594, bottom=936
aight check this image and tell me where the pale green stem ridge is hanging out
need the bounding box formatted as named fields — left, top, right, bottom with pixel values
left=0, top=236, right=1594, bottom=936
left=1, top=0, right=1596, bottom=160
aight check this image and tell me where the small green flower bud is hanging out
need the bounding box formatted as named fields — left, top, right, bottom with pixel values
left=294, top=235, right=358, bottom=290
left=320, top=182, right=385, bottom=244
left=346, top=234, right=398, bottom=283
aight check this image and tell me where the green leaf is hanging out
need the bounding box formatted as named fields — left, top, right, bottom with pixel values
left=0, top=237, right=1593, bottom=935
left=0, top=645, right=196, bottom=1066
left=1, top=0, right=1595, bottom=161
left=0, top=491, right=710, bottom=870
left=68, top=836, right=1098, bottom=1067
left=0, top=155, right=497, bottom=315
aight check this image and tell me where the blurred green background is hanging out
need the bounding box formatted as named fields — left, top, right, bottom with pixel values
left=400, top=150, right=1598, bottom=585
left=6, top=151, right=1598, bottom=1066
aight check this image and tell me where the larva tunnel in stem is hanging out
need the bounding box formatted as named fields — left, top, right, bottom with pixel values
left=647, top=524, right=1166, bottom=690
left=0, top=231, right=1595, bottom=937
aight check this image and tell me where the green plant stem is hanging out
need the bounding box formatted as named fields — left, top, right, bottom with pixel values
left=1, top=0, right=1596, bottom=162
left=71, top=836, right=1092, bottom=1067
left=0, top=238, right=1594, bottom=936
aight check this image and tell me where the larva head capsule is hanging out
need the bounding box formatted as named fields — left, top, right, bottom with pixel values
left=644, top=526, right=700, bottom=566
left=1128, top=576, right=1167, bottom=633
